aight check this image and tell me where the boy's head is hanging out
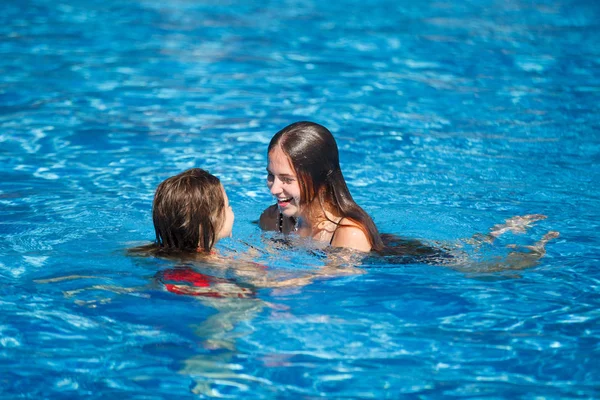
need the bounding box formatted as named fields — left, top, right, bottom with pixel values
left=152, top=168, right=233, bottom=253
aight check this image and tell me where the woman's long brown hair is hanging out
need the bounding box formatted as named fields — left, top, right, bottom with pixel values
left=269, top=121, right=383, bottom=251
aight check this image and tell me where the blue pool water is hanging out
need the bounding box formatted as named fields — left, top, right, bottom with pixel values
left=1, top=0, right=599, bottom=397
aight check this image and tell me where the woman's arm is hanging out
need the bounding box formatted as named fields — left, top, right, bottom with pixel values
left=258, top=204, right=279, bottom=231
left=258, top=204, right=297, bottom=234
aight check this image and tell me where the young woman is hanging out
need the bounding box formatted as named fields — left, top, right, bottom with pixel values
left=259, top=121, right=383, bottom=252
left=258, top=121, right=559, bottom=268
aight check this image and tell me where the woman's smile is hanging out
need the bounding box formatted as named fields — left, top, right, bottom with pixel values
left=267, top=146, right=302, bottom=217
left=277, top=197, right=293, bottom=207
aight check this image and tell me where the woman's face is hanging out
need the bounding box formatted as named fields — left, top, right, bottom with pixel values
left=217, top=185, right=234, bottom=239
left=267, top=146, right=302, bottom=218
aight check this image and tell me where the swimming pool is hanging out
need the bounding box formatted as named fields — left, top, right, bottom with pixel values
left=1, top=0, right=599, bottom=397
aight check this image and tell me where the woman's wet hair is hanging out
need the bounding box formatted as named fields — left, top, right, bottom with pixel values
left=151, top=168, right=225, bottom=253
left=268, top=121, right=384, bottom=251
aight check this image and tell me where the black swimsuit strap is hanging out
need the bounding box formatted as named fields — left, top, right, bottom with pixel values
left=278, top=212, right=297, bottom=233
left=329, top=221, right=342, bottom=245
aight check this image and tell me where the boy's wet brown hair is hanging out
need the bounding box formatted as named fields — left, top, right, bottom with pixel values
left=152, top=168, right=225, bottom=253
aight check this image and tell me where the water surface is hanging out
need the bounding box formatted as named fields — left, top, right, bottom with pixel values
left=1, top=0, right=599, bottom=397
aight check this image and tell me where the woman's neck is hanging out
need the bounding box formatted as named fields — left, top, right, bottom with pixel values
left=300, top=208, right=342, bottom=242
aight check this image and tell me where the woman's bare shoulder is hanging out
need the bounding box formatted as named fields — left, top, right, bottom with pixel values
left=331, top=218, right=371, bottom=252
left=259, top=204, right=279, bottom=231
